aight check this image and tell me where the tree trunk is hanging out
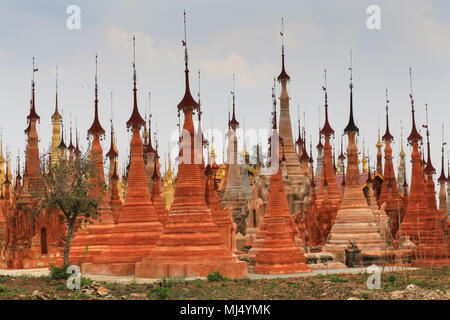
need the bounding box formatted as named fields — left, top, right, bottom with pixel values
left=63, top=220, right=75, bottom=268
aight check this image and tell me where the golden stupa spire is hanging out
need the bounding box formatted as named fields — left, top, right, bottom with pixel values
left=376, top=115, right=382, bottom=149
left=399, top=121, right=406, bottom=157
left=0, top=130, right=5, bottom=164
left=362, top=137, right=368, bottom=173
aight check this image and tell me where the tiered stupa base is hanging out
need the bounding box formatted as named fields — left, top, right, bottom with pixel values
left=69, top=213, right=115, bottom=265
left=135, top=162, right=247, bottom=279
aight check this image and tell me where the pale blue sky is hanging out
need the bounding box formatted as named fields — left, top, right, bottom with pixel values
left=1, top=0, right=450, bottom=182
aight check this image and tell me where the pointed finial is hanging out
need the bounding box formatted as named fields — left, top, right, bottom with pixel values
left=320, top=68, right=334, bottom=136
left=183, top=9, right=188, bottom=70
left=349, top=50, right=353, bottom=87
left=177, top=10, right=199, bottom=112
left=438, top=123, right=447, bottom=183
left=277, top=18, right=290, bottom=82
left=229, top=74, right=239, bottom=129
left=272, top=80, right=277, bottom=130
left=407, top=68, right=421, bottom=142
left=382, top=88, right=393, bottom=141
left=32, top=56, right=38, bottom=81
left=110, top=91, right=114, bottom=122
left=52, top=66, right=61, bottom=119
left=409, top=67, right=414, bottom=100
left=132, top=35, right=137, bottom=85
left=88, top=54, right=105, bottom=136
left=423, top=103, right=435, bottom=174
left=197, top=70, right=201, bottom=107
left=344, top=50, right=358, bottom=134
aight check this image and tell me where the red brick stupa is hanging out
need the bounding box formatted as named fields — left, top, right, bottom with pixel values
left=135, top=13, right=246, bottom=278
left=253, top=110, right=310, bottom=274
left=151, top=147, right=169, bottom=226
left=316, top=70, right=341, bottom=242
left=397, top=88, right=448, bottom=266
left=325, top=61, right=387, bottom=262
left=377, top=90, right=405, bottom=238
left=83, top=39, right=163, bottom=275
left=205, top=163, right=236, bottom=251
left=70, top=55, right=116, bottom=265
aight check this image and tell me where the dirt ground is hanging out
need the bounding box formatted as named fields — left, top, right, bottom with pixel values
left=0, top=266, right=448, bottom=300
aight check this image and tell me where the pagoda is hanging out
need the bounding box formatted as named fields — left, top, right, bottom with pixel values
left=397, top=125, right=407, bottom=194
left=50, top=68, right=62, bottom=167
left=221, top=75, right=247, bottom=234
left=325, top=57, right=387, bottom=263
left=143, top=107, right=157, bottom=197
left=377, top=90, right=404, bottom=238
left=437, top=130, right=447, bottom=218
left=135, top=12, right=246, bottom=278
left=396, top=71, right=448, bottom=266
left=5, top=59, right=65, bottom=269
left=69, top=55, right=116, bottom=265
left=106, top=121, right=121, bottom=223
left=151, top=145, right=169, bottom=226
left=276, top=19, right=310, bottom=214
left=376, top=126, right=383, bottom=176
left=337, top=138, right=345, bottom=175
left=447, top=160, right=450, bottom=219
left=106, top=120, right=119, bottom=202
left=315, top=129, right=324, bottom=179
left=253, top=104, right=310, bottom=274
left=315, top=70, right=341, bottom=242
left=83, top=39, right=163, bottom=276
left=161, top=153, right=175, bottom=209
left=205, top=162, right=236, bottom=251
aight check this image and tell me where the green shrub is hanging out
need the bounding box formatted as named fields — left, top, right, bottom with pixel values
left=207, top=270, right=228, bottom=282
left=328, top=275, right=349, bottom=283
left=0, top=276, right=10, bottom=284
left=0, top=284, right=11, bottom=296
left=49, top=265, right=70, bottom=280
left=80, top=277, right=93, bottom=287
left=150, top=283, right=171, bottom=300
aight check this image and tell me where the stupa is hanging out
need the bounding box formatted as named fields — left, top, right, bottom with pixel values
left=398, top=96, right=448, bottom=266
left=151, top=147, right=169, bottom=226
left=83, top=39, right=163, bottom=276
left=69, top=55, right=116, bottom=265
left=276, top=19, right=310, bottom=214
left=316, top=70, right=341, bottom=241
left=253, top=108, right=310, bottom=274
left=377, top=90, right=404, bottom=238
left=205, top=163, right=236, bottom=251
left=324, top=58, right=387, bottom=263
left=221, top=75, right=247, bottom=233
left=135, top=12, right=246, bottom=278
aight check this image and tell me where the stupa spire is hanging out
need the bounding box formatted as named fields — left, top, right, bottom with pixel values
left=229, top=74, right=239, bottom=129
left=53, top=66, right=61, bottom=119
left=74, top=125, right=81, bottom=159
left=87, top=54, right=105, bottom=137
left=272, top=81, right=277, bottom=130
left=177, top=11, right=200, bottom=112
left=126, top=36, right=146, bottom=128
left=106, top=119, right=118, bottom=159
left=344, top=51, right=358, bottom=134
left=320, top=69, right=334, bottom=136
left=423, top=103, right=435, bottom=175
left=277, top=18, right=290, bottom=82
left=295, top=106, right=303, bottom=149
left=407, top=68, right=422, bottom=142
left=438, top=124, right=447, bottom=183
left=27, top=57, right=40, bottom=122
left=382, top=89, right=393, bottom=141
